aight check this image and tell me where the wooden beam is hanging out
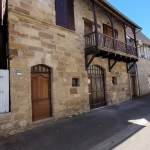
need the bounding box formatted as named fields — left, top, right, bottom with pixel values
left=131, top=28, right=138, bottom=57
left=89, top=0, right=99, bottom=51
left=108, top=57, right=119, bottom=72
left=106, top=12, right=116, bottom=50
left=86, top=52, right=97, bottom=70
left=127, top=61, right=136, bottom=72
left=123, top=23, right=128, bottom=54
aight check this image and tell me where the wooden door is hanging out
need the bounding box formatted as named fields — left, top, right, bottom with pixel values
left=88, top=65, right=106, bottom=109
left=31, top=65, right=52, bottom=121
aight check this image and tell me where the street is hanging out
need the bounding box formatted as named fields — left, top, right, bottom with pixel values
left=0, top=94, right=150, bottom=150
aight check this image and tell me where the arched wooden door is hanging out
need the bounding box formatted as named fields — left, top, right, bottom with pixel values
left=31, top=65, right=52, bottom=121
left=88, top=65, right=106, bottom=109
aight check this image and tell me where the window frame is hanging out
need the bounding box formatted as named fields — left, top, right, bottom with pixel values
left=55, top=0, right=75, bottom=31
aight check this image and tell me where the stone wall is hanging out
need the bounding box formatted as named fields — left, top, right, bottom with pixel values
left=89, top=56, right=130, bottom=105
left=137, top=58, right=150, bottom=95
left=0, top=0, right=129, bottom=137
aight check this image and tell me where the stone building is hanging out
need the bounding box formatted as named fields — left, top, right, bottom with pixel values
left=127, top=28, right=150, bottom=97
left=0, top=0, right=141, bottom=137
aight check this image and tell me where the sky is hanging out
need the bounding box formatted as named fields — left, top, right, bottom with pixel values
left=107, top=0, right=150, bottom=39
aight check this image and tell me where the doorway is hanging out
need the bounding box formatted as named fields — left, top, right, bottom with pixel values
left=88, top=65, right=106, bottom=109
left=31, top=65, right=52, bottom=121
left=130, top=74, right=136, bottom=98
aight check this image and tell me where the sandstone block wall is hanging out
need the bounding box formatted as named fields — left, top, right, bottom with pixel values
left=0, top=0, right=130, bottom=137
left=89, top=56, right=130, bottom=105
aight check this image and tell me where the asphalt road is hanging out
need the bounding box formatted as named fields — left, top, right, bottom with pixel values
left=0, top=94, right=150, bottom=150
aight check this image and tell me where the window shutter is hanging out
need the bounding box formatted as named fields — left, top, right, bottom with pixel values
left=67, top=0, right=75, bottom=30
left=55, top=0, right=68, bottom=28
left=103, top=24, right=108, bottom=35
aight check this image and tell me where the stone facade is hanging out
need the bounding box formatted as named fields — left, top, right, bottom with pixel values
left=137, top=58, right=150, bottom=95
left=0, top=0, right=130, bottom=137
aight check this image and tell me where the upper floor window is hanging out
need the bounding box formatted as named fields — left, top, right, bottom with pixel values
left=55, top=0, right=75, bottom=31
left=138, top=45, right=150, bottom=59
left=103, top=24, right=118, bottom=39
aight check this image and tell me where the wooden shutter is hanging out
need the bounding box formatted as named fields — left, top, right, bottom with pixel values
left=84, top=21, right=93, bottom=35
left=67, top=0, right=75, bottom=30
left=103, top=24, right=108, bottom=35
left=55, top=0, right=68, bottom=28
left=103, top=24, right=118, bottom=39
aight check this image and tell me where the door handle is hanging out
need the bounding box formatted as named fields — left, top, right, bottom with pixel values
left=89, top=93, right=91, bottom=94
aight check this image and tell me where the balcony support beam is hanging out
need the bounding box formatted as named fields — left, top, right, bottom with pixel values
left=85, top=52, right=97, bottom=70
left=108, top=57, right=119, bottom=72
left=127, top=61, right=136, bottom=73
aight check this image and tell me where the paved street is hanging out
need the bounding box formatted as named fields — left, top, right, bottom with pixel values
left=0, top=94, right=150, bottom=150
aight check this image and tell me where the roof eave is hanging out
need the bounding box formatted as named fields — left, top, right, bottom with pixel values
left=95, top=0, right=142, bottom=29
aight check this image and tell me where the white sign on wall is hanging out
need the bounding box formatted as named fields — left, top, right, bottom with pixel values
left=0, top=70, right=9, bottom=113
left=1, top=0, right=6, bottom=25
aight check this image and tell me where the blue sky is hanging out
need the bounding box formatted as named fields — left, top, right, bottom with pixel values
left=107, top=0, right=150, bottom=39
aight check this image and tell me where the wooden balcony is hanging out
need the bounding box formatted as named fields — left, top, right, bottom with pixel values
left=84, top=32, right=138, bottom=62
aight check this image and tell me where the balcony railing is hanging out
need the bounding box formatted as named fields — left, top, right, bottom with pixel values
left=85, top=32, right=137, bottom=57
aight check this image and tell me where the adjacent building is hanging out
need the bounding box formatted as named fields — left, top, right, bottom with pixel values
left=0, top=0, right=141, bottom=137
left=127, top=28, right=150, bottom=97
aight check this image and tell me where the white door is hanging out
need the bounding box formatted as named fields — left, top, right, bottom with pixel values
left=0, top=70, right=9, bottom=113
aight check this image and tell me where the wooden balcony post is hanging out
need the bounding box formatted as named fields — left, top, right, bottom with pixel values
left=88, top=0, right=99, bottom=50
left=123, top=24, right=128, bottom=54
left=106, top=12, right=116, bottom=50
left=132, top=28, right=138, bottom=57
left=92, top=0, right=99, bottom=50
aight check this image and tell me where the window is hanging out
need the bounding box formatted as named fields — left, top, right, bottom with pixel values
left=139, top=46, right=145, bottom=58
left=55, top=0, right=75, bottom=30
left=72, top=78, right=79, bottom=87
left=112, top=77, right=117, bottom=85
left=103, top=24, right=118, bottom=39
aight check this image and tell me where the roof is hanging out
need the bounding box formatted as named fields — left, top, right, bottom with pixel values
left=95, top=0, right=142, bottom=29
left=126, top=27, right=150, bottom=46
